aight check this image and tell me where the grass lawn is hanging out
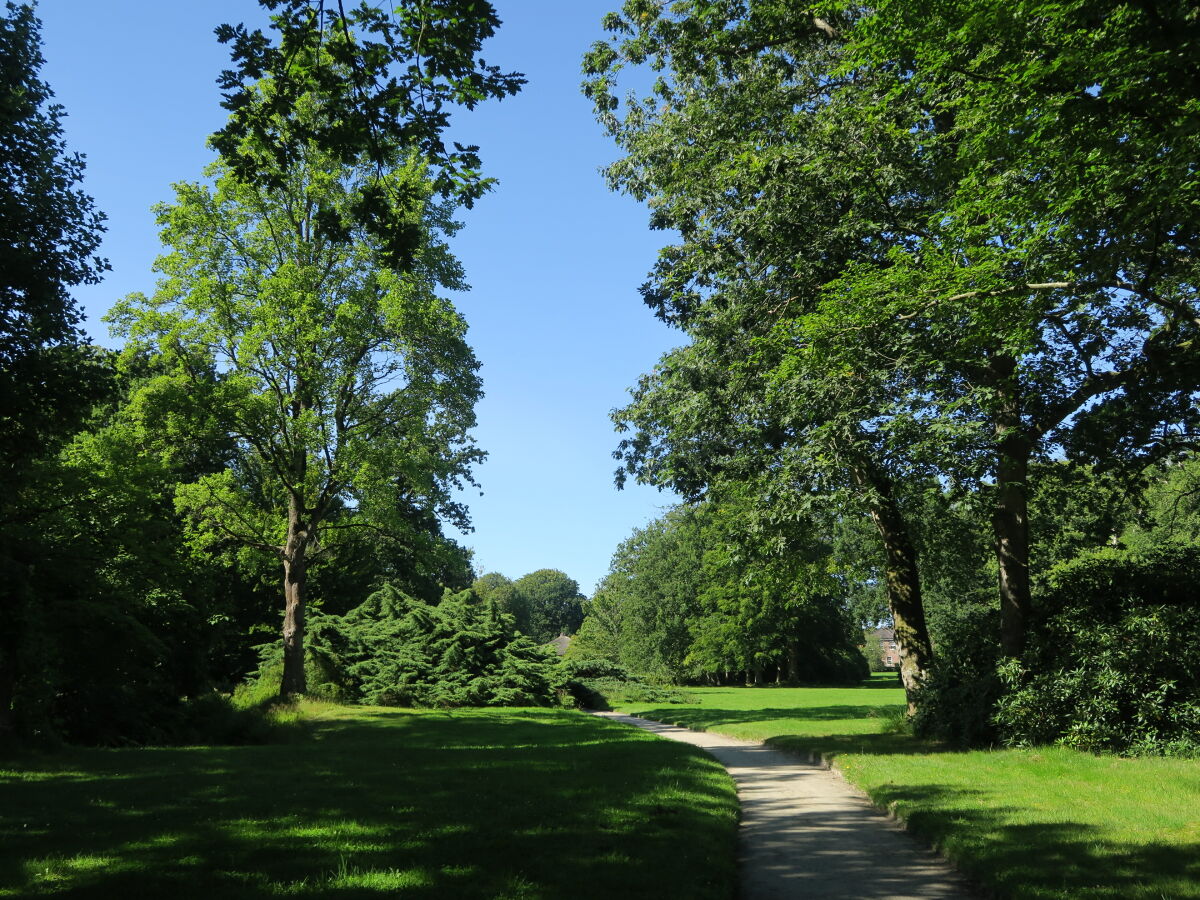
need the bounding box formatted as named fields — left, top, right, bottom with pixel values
left=0, top=703, right=737, bottom=899
left=617, top=676, right=1200, bottom=900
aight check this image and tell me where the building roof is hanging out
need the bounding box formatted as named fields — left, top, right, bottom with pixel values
left=548, top=634, right=572, bottom=655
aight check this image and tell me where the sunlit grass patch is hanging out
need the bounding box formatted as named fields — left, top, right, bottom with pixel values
left=616, top=679, right=1200, bottom=899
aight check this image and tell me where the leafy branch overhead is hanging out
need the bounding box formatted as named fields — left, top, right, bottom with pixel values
left=212, top=0, right=524, bottom=266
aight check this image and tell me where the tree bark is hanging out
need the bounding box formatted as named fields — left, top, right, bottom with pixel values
left=994, top=431, right=1033, bottom=656
left=852, top=461, right=934, bottom=714
left=989, top=355, right=1034, bottom=656
left=280, top=495, right=310, bottom=699
left=786, top=641, right=800, bottom=685
left=0, top=660, right=14, bottom=737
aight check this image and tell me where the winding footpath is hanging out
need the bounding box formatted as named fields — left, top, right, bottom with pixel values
left=592, top=712, right=975, bottom=900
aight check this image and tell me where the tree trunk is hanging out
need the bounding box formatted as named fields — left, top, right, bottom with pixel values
left=280, top=496, right=310, bottom=699
left=994, top=432, right=1033, bottom=656
left=989, top=355, right=1034, bottom=656
left=0, top=659, right=14, bottom=737
left=852, top=461, right=934, bottom=714
left=786, top=641, right=800, bottom=685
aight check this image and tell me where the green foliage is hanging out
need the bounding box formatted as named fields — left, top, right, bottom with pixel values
left=555, top=656, right=688, bottom=710
left=244, top=584, right=567, bottom=708
left=473, top=570, right=587, bottom=644
left=510, top=568, right=587, bottom=643
left=590, top=499, right=868, bottom=685
left=563, top=610, right=623, bottom=664
left=0, top=1, right=113, bottom=737
left=591, top=507, right=707, bottom=680
left=860, top=631, right=886, bottom=674
left=911, top=604, right=1003, bottom=749
left=109, top=86, right=484, bottom=697
left=0, top=1, right=110, bottom=486
left=587, top=0, right=1200, bottom=701
left=1119, top=454, right=1200, bottom=552
left=994, top=546, right=1200, bottom=757
left=0, top=375, right=259, bottom=744
left=213, top=0, right=524, bottom=267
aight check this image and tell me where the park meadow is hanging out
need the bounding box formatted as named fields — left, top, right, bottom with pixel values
left=3, top=1, right=1199, bottom=898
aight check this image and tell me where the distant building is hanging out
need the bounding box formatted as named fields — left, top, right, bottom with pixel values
left=870, top=627, right=899, bottom=669
left=548, top=634, right=572, bottom=656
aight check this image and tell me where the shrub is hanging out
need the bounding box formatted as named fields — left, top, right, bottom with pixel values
left=912, top=603, right=1003, bottom=747
left=239, top=584, right=565, bottom=709
left=993, top=544, right=1200, bottom=756
left=556, top=657, right=690, bottom=709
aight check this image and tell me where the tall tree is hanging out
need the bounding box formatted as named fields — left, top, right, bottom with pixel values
left=109, top=98, right=482, bottom=697
left=586, top=0, right=939, bottom=702
left=0, top=1, right=110, bottom=734
left=0, top=2, right=109, bottom=480
left=510, top=569, right=587, bottom=644
left=587, top=0, right=1200, bottom=689
left=812, top=0, right=1200, bottom=651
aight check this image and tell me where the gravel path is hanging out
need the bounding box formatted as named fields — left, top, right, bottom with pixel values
left=592, top=711, right=976, bottom=900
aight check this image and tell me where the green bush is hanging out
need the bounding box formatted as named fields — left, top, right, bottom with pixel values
left=556, top=657, right=690, bottom=709
left=994, top=545, right=1200, bottom=756
left=912, top=603, right=1003, bottom=747
left=239, top=584, right=566, bottom=709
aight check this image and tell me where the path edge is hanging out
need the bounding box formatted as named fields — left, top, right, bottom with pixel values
left=599, top=709, right=993, bottom=900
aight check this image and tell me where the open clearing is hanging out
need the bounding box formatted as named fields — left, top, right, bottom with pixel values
left=0, top=704, right=737, bottom=898
left=618, top=679, right=1200, bottom=900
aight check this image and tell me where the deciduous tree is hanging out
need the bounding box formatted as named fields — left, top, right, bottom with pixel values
left=110, top=105, right=482, bottom=697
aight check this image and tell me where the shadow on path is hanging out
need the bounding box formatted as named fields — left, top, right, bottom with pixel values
left=594, top=712, right=977, bottom=900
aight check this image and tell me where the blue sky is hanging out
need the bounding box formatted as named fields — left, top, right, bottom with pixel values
left=37, top=1, right=682, bottom=593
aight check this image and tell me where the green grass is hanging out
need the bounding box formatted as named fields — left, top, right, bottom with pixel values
left=0, top=702, right=737, bottom=898
left=616, top=675, right=1200, bottom=900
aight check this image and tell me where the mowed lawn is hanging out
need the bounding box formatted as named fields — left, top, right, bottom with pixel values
left=0, top=705, right=737, bottom=899
left=619, top=677, right=1200, bottom=900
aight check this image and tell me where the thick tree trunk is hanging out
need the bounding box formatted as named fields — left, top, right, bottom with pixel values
left=994, top=433, right=1033, bottom=656
left=752, top=662, right=764, bottom=686
left=989, top=355, right=1034, bottom=656
left=0, top=660, right=14, bottom=737
left=786, top=641, right=800, bottom=685
left=280, top=496, right=309, bottom=699
left=852, top=461, right=934, bottom=714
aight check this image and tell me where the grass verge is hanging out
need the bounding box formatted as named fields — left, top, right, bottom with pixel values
left=616, top=677, right=1200, bottom=900
left=0, top=701, right=737, bottom=898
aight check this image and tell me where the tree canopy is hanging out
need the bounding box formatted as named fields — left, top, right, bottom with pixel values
left=585, top=0, right=1200, bottom=708
left=213, top=0, right=524, bottom=267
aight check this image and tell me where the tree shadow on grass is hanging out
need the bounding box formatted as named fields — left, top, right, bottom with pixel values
left=0, top=709, right=737, bottom=899
left=867, top=781, right=1200, bottom=900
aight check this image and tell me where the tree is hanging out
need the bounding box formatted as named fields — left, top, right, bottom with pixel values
left=586, top=0, right=938, bottom=703
left=816, top=0, right=1200, bottom=653
left=0, top=2, right=110, bottom=482
left=592, top=508, right=707, bottom=680
left=213, top=0, right=524, bottom=267
left=109, top=107, right=483, bottom=697
left=510, top=569, right=586, bottom=644
left=583, top=496, right=866, bottom=685
left=587, top=0, right=1200, bottom=701
left=298, top=584, right=562, bottom=708
left=0, top=1, right=111, bottom=734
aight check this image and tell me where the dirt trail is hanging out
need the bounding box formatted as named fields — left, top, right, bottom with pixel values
left=593, top=711, right=975, bottom=900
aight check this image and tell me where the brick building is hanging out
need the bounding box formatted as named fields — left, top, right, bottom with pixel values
left=869, top=626, right=900, bottom=669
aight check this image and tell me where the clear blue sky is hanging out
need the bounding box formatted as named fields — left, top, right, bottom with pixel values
left=37, top=1, right=682, bottom=594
